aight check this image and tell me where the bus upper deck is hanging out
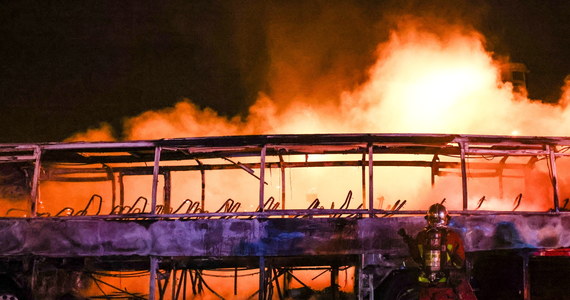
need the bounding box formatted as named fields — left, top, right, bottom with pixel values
left=0, top=133, right=568, bottom=219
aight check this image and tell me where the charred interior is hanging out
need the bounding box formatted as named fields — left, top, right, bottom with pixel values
left=1, top=133, right=570, bottom=299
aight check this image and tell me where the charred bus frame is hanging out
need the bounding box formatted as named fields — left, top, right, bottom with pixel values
left=0, top=133, right=569, bottom=299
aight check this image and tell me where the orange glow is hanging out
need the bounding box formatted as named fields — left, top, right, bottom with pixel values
left=58, top=18, right=570, bottom=213
left=49, top=17, right=570, bottom=298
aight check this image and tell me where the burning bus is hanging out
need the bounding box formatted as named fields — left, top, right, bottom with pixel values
left=0, top=133, right=569, bottom=299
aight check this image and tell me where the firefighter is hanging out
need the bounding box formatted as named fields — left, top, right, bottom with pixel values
left=400, top=203, right=477, bottom=300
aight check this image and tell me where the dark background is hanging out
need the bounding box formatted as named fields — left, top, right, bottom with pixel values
left=1, top=0, right=569, bottom=142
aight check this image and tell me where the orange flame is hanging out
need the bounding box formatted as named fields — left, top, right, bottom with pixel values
left=53, top=17, right=570, bottom=298
left=59, top=19, right=570, bottom=211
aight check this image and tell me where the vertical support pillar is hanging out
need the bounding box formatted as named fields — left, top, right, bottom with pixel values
left=430, top=154, right=439, bottom=186
left=259, top=256, right=266, bottom=300
left=149, top=256, right=159, bottom=300
left=200, top=169, right=206, bottom=212
left=151, top=146, right=162, bottom=215
left=368, top=143, right=374, bottom=217
left=118, top=173, right=125, bottom=207
left=358, top=254, right=375, bottom=300
left=522, top=252, right=530, bottom=300
left=172, top=263, right=177, bottom=300
left=30, top=146, right=42, bottom=217
left=31, top=258, right=38, bottom=293
left=279, top=154, right=286, bottom=210
left=163, top=171, right=171, bottom=214
left=331, top=266, right=339, bottom=300
left=361, top=153, right=367, bottom=209
left=547, top=145, right=560, bottom=212
left=259, top=145, right=267, bottom=212
left=104, top=165, right=117, bottom=209
left=234, top=267, right=238, bottom=296
left=283, top=268, right=291, bottom=297
left=196, top=160, right=205, bottom=212
left=459, top=141, right=469, bottom=210
left=182, top=269, right=188, bottom=299
left=368, top=274, right=374, bottom=300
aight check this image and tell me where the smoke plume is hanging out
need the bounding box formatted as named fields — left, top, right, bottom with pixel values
left=54, top=4, right=570, bottom=298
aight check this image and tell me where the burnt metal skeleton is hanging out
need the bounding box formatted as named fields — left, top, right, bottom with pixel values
left=0, top=133, right=568, bottom=299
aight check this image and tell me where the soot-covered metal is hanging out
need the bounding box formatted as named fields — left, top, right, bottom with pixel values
left=0, top=133, right=569, bottom=299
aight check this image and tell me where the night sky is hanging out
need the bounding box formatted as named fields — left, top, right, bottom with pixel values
left=1, top=0, right=569, bottom=142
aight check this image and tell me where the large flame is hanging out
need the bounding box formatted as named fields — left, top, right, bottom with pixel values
left=68, top=19, right=569, bottom=141
left=48, top=17, right=570, bottom=298
left=60, top=18, right=570, bottom=212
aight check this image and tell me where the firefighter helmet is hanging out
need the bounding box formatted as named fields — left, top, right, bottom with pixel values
left=426, top=203, right=449, bottom=227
